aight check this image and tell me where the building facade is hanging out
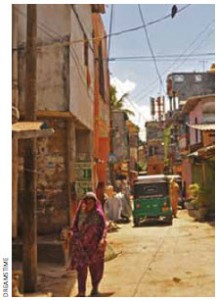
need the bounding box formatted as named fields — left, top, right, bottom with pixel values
left=13, top=4, right=108, bottom=234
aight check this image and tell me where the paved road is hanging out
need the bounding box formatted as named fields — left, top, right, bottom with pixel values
left=70, top=210, right=215, bottom=297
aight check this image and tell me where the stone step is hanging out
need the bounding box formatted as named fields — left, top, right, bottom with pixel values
left=13, top=240, right=67, bottom=265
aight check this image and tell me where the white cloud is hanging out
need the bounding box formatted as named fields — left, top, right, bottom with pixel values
left=111, top=76, right=152, bottom=141
left=110, top=77, right=136, bottom=99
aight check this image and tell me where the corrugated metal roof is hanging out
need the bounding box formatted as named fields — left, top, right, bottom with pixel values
left=186, top=123, right=215, bottom=131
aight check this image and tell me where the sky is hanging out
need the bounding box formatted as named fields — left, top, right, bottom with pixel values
left=0, top=1, right=214, bottom=294
left=102, top=4, right=215, bottom=140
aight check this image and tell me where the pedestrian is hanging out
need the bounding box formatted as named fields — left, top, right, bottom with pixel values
left=68, top=192, right=107, bottom=297
left=104, top=185, right=122, bottom=222
left=95, top=181, right=107, bottom=210
left=120, top=179, right=132, bottom=222
left=169, top=177, right=180, bottom=218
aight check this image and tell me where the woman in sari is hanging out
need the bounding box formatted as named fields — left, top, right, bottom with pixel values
left=68, top=192, right=107, bottom=297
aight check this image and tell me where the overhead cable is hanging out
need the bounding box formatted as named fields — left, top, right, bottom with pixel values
left=131, top=19, right=215, bottom=103
left=14, top=4, right=191, bottom=51
left=138, top=4, right=166, bottom=94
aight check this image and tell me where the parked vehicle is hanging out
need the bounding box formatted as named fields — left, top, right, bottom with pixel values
left=133, top=174, right=173, bottom=226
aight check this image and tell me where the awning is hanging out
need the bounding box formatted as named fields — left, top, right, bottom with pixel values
left=186, top=123, right=215, bottom=131
left=12, top=121, right=54, bottom=139
left=187, top=145, right=215, bottom=158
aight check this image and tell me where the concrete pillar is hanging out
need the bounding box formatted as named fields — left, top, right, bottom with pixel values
left=12, top=5, right=19, bottom=239
left=67, top=120, right=77, bottom=223
left=12, top=138, right=18, bottom=238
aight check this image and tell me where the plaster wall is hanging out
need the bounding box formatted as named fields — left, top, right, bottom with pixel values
left=69, top=4, right=94, bottom=130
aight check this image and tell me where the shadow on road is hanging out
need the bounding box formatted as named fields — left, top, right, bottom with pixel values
left=133, top=220, right=172, bottom=228
left=98, top=292, right=115, bottom=297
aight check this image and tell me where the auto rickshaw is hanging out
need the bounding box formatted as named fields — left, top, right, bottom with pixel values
left=133, top=174, right=173, bottom=226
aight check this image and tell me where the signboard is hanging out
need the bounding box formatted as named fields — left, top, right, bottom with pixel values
left=75, top=162, right=92, bottom=198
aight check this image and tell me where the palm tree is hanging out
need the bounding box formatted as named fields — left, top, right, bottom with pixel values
left=110, top=85, right=135, bottom=117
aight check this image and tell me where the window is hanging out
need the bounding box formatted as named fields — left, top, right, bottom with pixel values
left=174, top=74, right=184, bottom=82
left=195, top=74, right=202, bottom=82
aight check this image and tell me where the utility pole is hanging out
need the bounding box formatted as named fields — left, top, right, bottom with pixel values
left=23, top=4, right=37, bottom=292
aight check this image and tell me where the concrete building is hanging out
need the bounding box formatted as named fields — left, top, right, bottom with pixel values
left=167, top=70, right=215, bottom=108
left=13, top=4, right=107, bottom=235
left=145, top=121, right=165, bottom=175
left=92, top=9, right=110, bottom=187
left=180, top=94, right=215, bottom=198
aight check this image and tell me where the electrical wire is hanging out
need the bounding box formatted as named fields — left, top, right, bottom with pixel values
left=131, top=19, right=215, bottom=103
left=109, top=58, right=213, bottom=63
left=138, top=4, right=166, bottom=95
left=13, top=4, right=191, bottom=51
left=108, top=52, right=214, bottom=61
left=133, top=28, right=215, bottom=104
left=14, top=6, right=95, bottom=99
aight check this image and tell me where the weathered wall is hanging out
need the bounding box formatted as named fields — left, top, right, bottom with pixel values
left=69, top=4, right=94, bottom=130
left=112, top=111, right=129, bottom=161
left=36, top=119, right=69, bottom=234
left=169, top=72, right=215, bottom=101
left=16, top=4, right=71, bottom=114
left=17, top=119, right=69, bottom=234
left=16, top=4, right=94, bottom=133
left=15, top=4, right=96, bottom=233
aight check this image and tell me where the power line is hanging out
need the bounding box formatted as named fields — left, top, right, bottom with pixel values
left=138, top=4, right=165, bottom=95
left=106, top=4, right=191, bottom=39
left=14, top=6, right=95, bottom=99
left=131, top=19, right=215, bottom=103
left=14, top=4, right=192, bottom=51
left=108, top=52, right=214, bottom=61
left=109, top=58, right=213, bottom=63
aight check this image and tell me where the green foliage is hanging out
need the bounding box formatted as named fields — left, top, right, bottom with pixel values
left=110, top=84, right=135, bottom=117
left=188, top=184, right=214, bottom=210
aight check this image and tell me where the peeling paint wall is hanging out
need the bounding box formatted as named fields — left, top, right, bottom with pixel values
left=36, top=119, right=68, bottom=234
left=17, top=119, right=69, bottom=234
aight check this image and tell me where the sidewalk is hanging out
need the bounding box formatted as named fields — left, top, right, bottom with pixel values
left=13, top=262, right=77, bottom=297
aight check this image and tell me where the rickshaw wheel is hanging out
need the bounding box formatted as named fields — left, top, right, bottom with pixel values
left=165, top=215, right=173, bottom=225
left=133, top=217, right=140, bottom=227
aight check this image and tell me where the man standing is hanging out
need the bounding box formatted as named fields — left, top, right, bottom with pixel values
left=170, top=177, right=180, bottom=218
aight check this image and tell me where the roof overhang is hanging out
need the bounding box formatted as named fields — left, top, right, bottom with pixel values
left=12, top=122, right=54, bottom=139
left=182, top=94, right=215, bottom=114
left=186, top=123, right=215, bottom=131
left=187, top=145, right=215, bottom=159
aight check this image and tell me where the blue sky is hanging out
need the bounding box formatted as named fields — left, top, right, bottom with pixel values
left=102, top=4, right=215, bottom=140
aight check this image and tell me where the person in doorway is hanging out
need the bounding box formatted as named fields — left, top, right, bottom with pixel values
left=170, top=177, right=180, bottom=218
left=104, top=185, right=122, bottom=222
left=120, top=179, right=132, bottom=222
left=68, top=192, right=107, bottom=297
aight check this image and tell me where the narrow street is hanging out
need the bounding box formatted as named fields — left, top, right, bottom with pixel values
left=10, top=4, right=215, bottom=297
left=70, top=210, right=214, bottom=297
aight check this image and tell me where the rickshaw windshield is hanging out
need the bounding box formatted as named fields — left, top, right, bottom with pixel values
left=134, top=183, right=169, bottom=199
